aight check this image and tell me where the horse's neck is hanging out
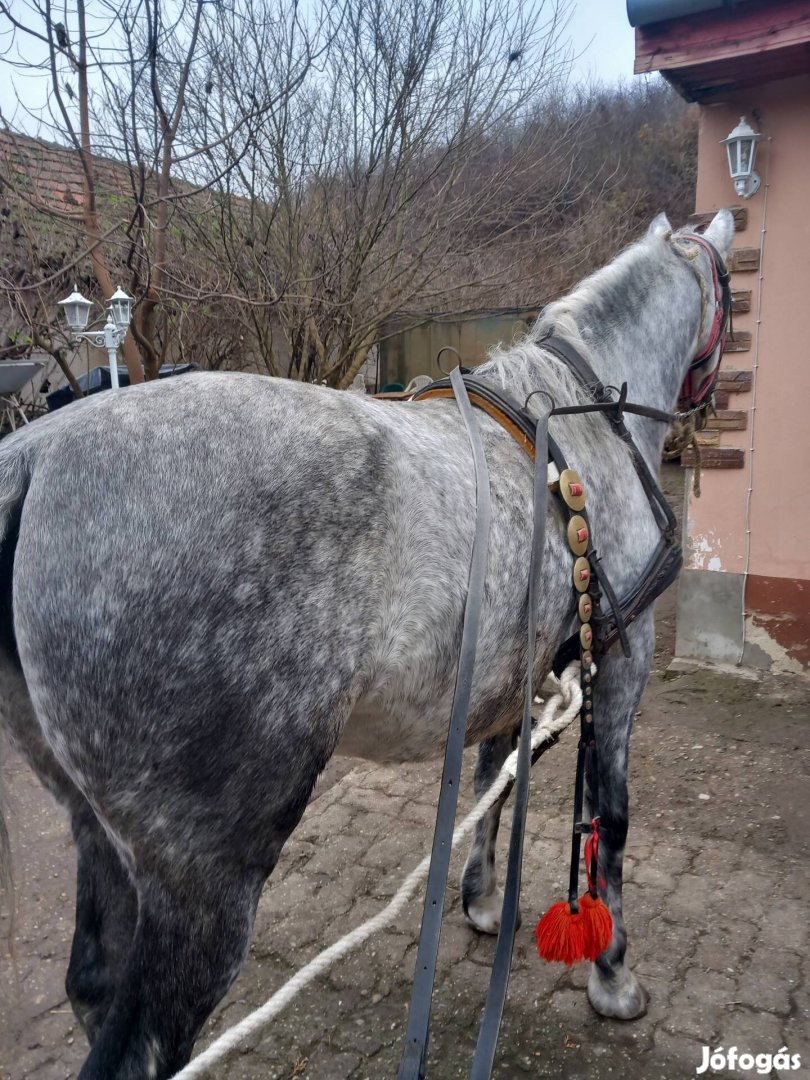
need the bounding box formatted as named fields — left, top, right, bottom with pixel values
left=535, top=251, right=699, bottom=467
left=573, top=329, right=687, bottom=468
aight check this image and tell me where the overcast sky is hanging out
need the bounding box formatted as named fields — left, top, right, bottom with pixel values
left=0, top=0, right=641, bottom=136
left=566, top=0, right=637, bottom=85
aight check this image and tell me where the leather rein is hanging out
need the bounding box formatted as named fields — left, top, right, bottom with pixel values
left=394, top=234, right=731, bottom=1078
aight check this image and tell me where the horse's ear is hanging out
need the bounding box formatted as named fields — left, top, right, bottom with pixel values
left=647, top=212, right=672, bottom=241
left=703, top=208, right=735, bottom=258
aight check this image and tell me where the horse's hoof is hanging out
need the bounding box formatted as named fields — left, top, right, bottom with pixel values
left=463, top=889, right=522, bottom=936
left=587, top=965, right=647, bottom=1020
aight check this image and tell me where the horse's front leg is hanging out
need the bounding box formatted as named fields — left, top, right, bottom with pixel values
left=461, top=733, right=519, bottom=935
left=585, top=609, right=654, bottom=1020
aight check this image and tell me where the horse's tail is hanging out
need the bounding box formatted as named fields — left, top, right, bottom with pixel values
left=0, top=430, right=34, bottom=913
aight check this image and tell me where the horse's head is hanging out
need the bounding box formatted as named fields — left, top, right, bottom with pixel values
left=650, top=209, right=735, bottom=416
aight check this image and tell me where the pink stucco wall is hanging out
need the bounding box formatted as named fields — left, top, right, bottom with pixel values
left=687, top=74, right=810, bottom=585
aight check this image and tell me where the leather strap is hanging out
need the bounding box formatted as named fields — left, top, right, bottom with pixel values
left=469, top=404, right=552, bottom=1079
left=413, top=378, right=554, bottom=464
left=398, top=368, right=492, bottom=1080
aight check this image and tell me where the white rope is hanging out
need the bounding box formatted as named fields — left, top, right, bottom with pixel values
left=172, top=663, right=583, bottom=1079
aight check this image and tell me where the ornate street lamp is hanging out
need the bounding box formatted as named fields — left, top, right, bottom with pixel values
left=108, top=287, right=134, bottom=333
left=720, top=117, right=761, bottom=200
left=58, top=285, right=94, bottom=333
left=57, top=284, right=134, bottom=389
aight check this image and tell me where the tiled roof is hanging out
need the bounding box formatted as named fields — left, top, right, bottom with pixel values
left=0, top=128, right=134, bottom=214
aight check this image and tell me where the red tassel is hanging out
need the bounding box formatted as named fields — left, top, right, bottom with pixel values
left=584, top=818, right=603, bottom=895
left=537, top=819, right=614, bottom=966
left=535, top=901, right=588, bottom=965
left=578, top=892, right=613, bottom=961
left=580, top=819, right=613, bottom=960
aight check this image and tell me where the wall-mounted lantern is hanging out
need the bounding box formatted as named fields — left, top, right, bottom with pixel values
left=721, top=117, right=761, bottom=200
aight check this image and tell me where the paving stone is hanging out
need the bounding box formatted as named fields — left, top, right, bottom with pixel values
left=651, top=1028, right=708, bottom=1078
left=293, top=803, right=355, bottom=845
left=756, top=899, right=809, bottom=952
left=255, top=870, right=320, bottom=924
left=664, top=873, right=720, bottom=930
left=713, top=1005, right=789, bottom=1057
left=691, top=918, right=760, bottom=975
left=732, top=945, right=801, bottom=1017
left=665, top=968, right=739, bottom=1040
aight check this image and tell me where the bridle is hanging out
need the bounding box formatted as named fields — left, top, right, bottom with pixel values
left=673, top=232, right=732, bottom=418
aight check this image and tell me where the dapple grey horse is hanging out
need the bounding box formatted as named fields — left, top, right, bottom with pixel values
left=0, top=210, right=734, bottom=1079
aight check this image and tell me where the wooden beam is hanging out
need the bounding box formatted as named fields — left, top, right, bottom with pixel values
left=646, top=45, right=810, bottom=102
left=634, top=3, right=810, bottom=76
left=681, top=447, right=745, bottom=469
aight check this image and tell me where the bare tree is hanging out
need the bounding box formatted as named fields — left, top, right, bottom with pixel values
left=0, top=0, right=696, bottom=395
left=181, top=0, right=576, bottom=386
left=0, top=0, right=314, bottom=380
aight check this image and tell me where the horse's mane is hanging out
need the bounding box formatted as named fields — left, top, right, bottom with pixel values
left=532, top=231, right=665, bottom=350
left=476, top=234, right=663, bottom=405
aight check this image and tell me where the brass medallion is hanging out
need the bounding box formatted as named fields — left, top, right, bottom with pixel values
left=559, top=469, right=586, bottom=511
left=573, top=556, right=591, bottom=592
left=567, top=515, right=589, bottom=556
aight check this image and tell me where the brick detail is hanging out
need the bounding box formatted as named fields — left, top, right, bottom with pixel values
left=724, top=330, right=752, bottom=353
left=731, top=290, right=751, bottom=313
left=681, top=447, right=744, bottom=469
left=728, top=248, right=760, bottom=273
left=715, top=370, right=752, bottom=394
left=687, top=206, right=748, bottom=232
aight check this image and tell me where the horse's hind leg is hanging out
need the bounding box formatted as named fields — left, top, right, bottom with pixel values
left=0, top=653, right=138, bottom=1040
left=66, top=805, right=137, bottom=1040
left=76, top=726, right=335, bottom=1080
left=461, top=733, right=520, bottom=934
left=585, top=611, right=654, bottom=1021
left=78, top=864, right=265, bottom=1080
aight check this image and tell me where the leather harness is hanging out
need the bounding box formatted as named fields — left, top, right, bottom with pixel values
left=392, top=235, right=731, bottom=1078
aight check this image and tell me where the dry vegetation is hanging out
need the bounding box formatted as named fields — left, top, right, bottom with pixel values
left=0, top=0, right=697, bottom=389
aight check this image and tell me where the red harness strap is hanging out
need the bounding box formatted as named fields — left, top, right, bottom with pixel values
left=677, top=234, right=732, bottom=410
